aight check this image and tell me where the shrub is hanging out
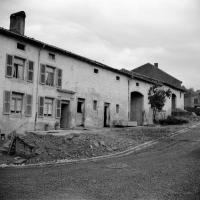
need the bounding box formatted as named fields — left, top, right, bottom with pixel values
left=159, top=116, right=189, bottom=125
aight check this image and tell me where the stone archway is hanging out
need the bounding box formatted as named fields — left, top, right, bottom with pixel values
left=130, top=91, right=144, bottom=125
left=172, top=93, right=176, bottom=111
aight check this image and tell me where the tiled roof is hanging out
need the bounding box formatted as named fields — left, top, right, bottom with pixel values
left=132, top=63, right=184, bottom=91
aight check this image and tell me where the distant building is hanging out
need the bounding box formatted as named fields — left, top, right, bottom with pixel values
left=0, top=11, right=185, bottom=135
left=184, top=90, right=200, bottom=108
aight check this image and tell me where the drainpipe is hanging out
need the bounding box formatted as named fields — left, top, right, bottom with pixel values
left=128, top=79, right=130, bottom=120
left=34, top=44, right=45, bottom=130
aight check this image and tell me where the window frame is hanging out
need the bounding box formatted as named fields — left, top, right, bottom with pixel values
left=17, top=43, right=26, bottom=51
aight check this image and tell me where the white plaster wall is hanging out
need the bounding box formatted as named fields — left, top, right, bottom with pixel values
left=0, top=35, right=129, bottom=134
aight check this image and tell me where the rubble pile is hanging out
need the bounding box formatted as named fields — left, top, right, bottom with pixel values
left=0, top=131, right=135, bottom=164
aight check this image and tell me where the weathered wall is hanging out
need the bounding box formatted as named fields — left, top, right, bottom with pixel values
left=0, top=35, right=129, bottom=134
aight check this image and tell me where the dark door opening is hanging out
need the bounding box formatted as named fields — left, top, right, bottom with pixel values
left=172, top=93, right=176, bottom=111
left=76, top=98, right=85, bottom=127
left=130, top=91, right=144, bottom=125
left=60, top=101, right=70, bottom=129
left=104, top=103, right=110, bottom=127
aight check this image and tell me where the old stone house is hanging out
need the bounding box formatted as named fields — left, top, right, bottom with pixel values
left=0, top=11, right=185, bottom=135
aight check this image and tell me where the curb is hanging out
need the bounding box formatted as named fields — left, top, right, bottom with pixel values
left=1, top=123, right=200, bottom=169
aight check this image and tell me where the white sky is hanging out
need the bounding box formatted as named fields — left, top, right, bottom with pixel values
left=0, top=0, right=199, bottom=89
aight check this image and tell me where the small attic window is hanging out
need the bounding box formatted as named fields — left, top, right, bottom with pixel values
left=94, top=68, right=99, bottom=74
left=116, top=76, right=120, bottom=80
left=136, top=82, right=139, bottom=86
left=17, top=43, right=25, bottom=50
left=49, top=53, right=55, bottom=60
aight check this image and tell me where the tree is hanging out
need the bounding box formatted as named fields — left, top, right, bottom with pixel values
left=148, top=84, right=171, bottom=123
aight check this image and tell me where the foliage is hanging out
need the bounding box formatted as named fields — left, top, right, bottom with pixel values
left=159, top=116, right=189, bottom=125
left=148, top=84, right=171, bottom=122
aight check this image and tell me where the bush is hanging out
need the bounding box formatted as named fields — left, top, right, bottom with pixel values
left=159, top=116, right=189, bottom=125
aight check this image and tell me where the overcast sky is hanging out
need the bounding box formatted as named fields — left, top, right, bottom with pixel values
left=0, top=0, right=199, bottom=89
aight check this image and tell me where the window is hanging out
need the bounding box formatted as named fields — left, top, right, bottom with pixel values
left=94, top=68, right=99, bottom=73
left=194, top=98, right=198, bottom=104
left=11, top=92, right=23, bottom=114
left=44, top=98, right=54, bottom=117
left=17, top=43, right=25, bottom=51
left=3, top=91, right=32, bottom=116
left=116, top=76, right=120, bottom=80
left=136, top=82, right=139, bottom=86
left=77, top=98, right=84, bottom=113
left=13, top=57, right=25, bottom=80
left=116, top=104, right=119, bottom=113
left=49, top=53, right=55, bottom=60
left=93, top=100, right=97, bottom=111
left=45, top=66, right=55, bottom=86
left=6, top=55, right=34, bottom=82
left=40, top=64, right=62, bottom=87
left=180, top=92, right=182, bottom=98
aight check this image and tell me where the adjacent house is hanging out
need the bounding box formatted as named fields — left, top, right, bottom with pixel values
left=184, top=89, right=200, bottom=108
left=0, top=11, right=185, bottom=135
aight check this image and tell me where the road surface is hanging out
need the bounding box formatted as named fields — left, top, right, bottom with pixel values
left=1, top=126, right=200, bottom=200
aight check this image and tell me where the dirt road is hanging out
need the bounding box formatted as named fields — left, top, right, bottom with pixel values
left=1, top=127, right=200, bottom=200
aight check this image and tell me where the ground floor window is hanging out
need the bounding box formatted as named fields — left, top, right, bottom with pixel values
left=44, top=98, right=54, bottom=117
left=77, top=98, right=84, bottom=113
left=11, top=92, right=23, bottom=114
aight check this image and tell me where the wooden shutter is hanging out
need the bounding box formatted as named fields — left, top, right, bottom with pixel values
left=6, top=54, right=13, bottom=77
left=40, top=64, right=46, bottom=84
left=27, top=61, right=34, bottom=82
left=56, top=99, right=61, bottom=118
left=38, top=96, right=44, bottom=117
left=56, top=68, right=62, bottom=88
left=3, top=91, right=11, bottom=114
left=25, top=94, right=32, bottom=116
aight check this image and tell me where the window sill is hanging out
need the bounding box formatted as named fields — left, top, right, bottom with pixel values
left=6, top=77, right=33, bottom=84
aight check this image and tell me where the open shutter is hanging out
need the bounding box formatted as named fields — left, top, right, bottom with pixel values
left=6, top=54, right=13, bottom=77
left=40, top=64, right=46, bottom=84
left=56, top=99, right=61, bottom=118
left=3, top=91, right=11, bottom=114
left=27, top=61, right=34, bottom=82
left=56, top=68, right=62, bottom=88
left=25, top=94, right=32, bottom=116
left=38, top=96, right=44, bottom=117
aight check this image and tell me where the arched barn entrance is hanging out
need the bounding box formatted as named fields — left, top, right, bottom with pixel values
left=130, top=91, right=144, bottom=125
left=172, top=93, right=176, bottom=111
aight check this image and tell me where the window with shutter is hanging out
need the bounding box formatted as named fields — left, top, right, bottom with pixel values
left=56, top=99, right=61, bottom=118
left=57, top=68, right=62, bottom=88
left=6, top=55, right=13, bottom=77
left=40, top=64, right=46, bottom=84
left=3, top=91, right=11, bottom=114
left=38, top=96, right=44, bottom=117
left=27, top=61, right=34, bottom=82
left=25, top=95, right=32, bottom=116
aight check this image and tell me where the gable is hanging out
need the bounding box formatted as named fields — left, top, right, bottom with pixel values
left=132, top=63, right=182, bottom=90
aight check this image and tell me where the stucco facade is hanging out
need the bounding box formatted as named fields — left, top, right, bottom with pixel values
left=0, top=12, right=185, bottom=135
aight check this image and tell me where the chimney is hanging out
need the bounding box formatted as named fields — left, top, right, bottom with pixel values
left=10, top=11, right=26, bottom=35
left=154, top=63, right=158, bottom=68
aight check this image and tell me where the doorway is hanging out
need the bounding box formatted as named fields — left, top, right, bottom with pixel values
left=76, top=98, right=85, bottom=127
left=172, top=93, right=176, bottom=111
left=60, top=100, right=70, bottom=129
left=130, top=91, right=144, bottom=125
left=104, top=103, right=110, bottom=127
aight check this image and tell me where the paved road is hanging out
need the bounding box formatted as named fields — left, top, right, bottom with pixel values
left=1, top=127, right=200, bottom=200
